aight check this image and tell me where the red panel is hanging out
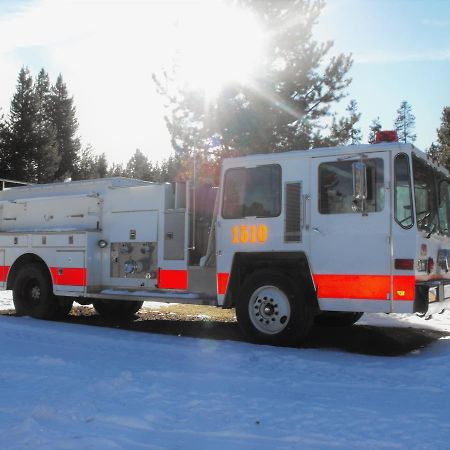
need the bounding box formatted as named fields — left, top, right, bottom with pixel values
left=0, top=266, right=10, bottom=282
left=50, top=267, right=87, bottom=287
left=314, top=274, right=417, bottom=302
left=158, top=269, right=188, bottom=290
left=313, top=274, right=390, bottom=300
left=393, top=275, right=416, bottom=301
left=217, top=273, right=229, bottom=295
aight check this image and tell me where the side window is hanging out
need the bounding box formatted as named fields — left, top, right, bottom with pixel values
left=394, top=153, right=414, bottom=228
left=438, top=180, right=450, bottom=235
left=222, top=165, right=281, bottom=219
left=319, top=159, right=384, bottom=214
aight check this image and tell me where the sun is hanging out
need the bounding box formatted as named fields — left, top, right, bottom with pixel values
left=173, top=1, right=264, bottom=100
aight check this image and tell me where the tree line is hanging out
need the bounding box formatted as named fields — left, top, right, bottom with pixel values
left=0, top=67, right=182, bottom=184
left=0, top=67, right=80, bottom=183
left=1, top=0, right=449, bottom=186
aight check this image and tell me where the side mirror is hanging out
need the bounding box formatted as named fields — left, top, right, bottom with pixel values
left=352, top=161, right=367, bottom=213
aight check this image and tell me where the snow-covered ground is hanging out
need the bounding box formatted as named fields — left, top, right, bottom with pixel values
left=1, top=292, right=450, bottom=449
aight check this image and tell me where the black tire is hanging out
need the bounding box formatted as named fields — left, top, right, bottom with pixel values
left=93, top=299, right=143, bottom=319
left=55, top=296, right=74, bottom=319
left=13, top=263, right=72, bottom=319
left=314, top=311, right=363, bottom=327
left=236, top=270, right=314, bottom=346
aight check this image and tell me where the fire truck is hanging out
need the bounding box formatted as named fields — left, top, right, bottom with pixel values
left=1, top=138, right=450, bottom=345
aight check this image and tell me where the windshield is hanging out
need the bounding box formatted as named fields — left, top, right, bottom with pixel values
left=412, top=155, right=450, bottom=236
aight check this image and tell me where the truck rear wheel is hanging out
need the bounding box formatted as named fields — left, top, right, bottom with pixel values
left=93, top=300, right=143, bottom=319
left=314, top=311, right=363, bottom=327
left=236, top=270, right=313, bottom=346
left=13, top=263, right=72, bottom=319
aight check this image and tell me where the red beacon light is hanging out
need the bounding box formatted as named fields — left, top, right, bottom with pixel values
left=375, top=130, right=398, bottom=143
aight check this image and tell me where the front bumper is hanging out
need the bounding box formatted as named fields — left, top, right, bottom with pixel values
left=415, top=280, right=450, bottom=314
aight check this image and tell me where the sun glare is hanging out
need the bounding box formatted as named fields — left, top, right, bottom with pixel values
left=174, top=2, right=264, bottom=100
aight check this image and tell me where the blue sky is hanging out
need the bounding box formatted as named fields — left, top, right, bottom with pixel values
left=0, top=0, right=449, bottom=164
left=317, top=0, right=450, bottom=149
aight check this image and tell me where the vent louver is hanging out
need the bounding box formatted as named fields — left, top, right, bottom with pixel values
left=284, top=182, right=301, bottom=242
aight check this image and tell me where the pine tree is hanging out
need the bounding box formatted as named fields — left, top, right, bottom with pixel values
left=346, top=100, right=362, bottom=145
left=158, top=154, right=185, bottom=182
left=126, top=149, right=157, bottom=181
left=436, top=106, right=450, bottom=169
left=50, top=74, right=81, bottom=180
left=6, top=67, right=39, bottom=182
left=368, top=117, right=382, bottom=144
left=427, top=142, right=441, bottom=164
left=394, top=101, right=416, bottom=143
left=34, top=69, right=60, bottom=183
left=75, top=145, right=97, bottom=180
left=96, top=153, right=108, bottom=178
left=154, top=0, right=353, bottom=180
left=108, top=163, right=126, bottom=177
left=0, top=110, right=9, bottom=179
left=316, top=100, right=361, bottom=147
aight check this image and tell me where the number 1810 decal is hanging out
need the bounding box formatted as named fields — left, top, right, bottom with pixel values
left=232, top=224, right=268, bottom=244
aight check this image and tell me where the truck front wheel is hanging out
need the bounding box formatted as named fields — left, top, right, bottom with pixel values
left=13, top=263, right=73, bottom=319
left=236, top=270, right=314, bottom=346
left=93, top=300, right=143, bottom=319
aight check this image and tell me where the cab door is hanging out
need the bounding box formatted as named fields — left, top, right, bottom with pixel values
left=216, top=163, right=287, bottom=303
left=309, top=151, right=392, bottom=312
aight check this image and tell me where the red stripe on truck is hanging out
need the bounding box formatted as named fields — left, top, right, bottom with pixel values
left=217, top=273, right=229, bottom=295
left=158, top=269, right=188, bottom=290
left=313, top=274, right=416, bottom=301
left=0, top=266, right=10, bottom=282
left=50, top=267, right=87, bottom=287
left=313, top=274, right=390, bottom=300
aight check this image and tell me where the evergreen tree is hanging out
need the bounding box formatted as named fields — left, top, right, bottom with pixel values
left=435, top=106, right=450, bottom=169
left=50, top=74, right=81, bottom=179
left=126, top=149, right=158, bottom=180
left=108, top=162, right=126, bottom=177
left=34, top=69, right=60, bottom=183
left=2, top=68, right=84, bottom=183
left=0, top=110, right=9, bottom=179
left=368, top=117, right=382, bottom=144
left=427, top=142, right=441, bottom=164
left=315, top=99, right=361, bottom=147
left=158, top=154, right=186, bottom=182
left=154, top=0, right=352, bottom=181
left=75, top=145, right=97, bottom=180
left=96, top=153, right=108, bottom=178
left=346, top=100, right=362, bottom=145
left=394, top=101, right=416, bottom=143
left=6, top=67, right=39, bottom=182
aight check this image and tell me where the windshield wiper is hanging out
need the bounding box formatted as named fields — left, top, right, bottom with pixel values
left=417, top=209, right=432, bottom=228
left=425, top=222, right=437, bottom=239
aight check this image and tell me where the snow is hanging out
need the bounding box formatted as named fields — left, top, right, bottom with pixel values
left=1, top=292, right=450, bottom=449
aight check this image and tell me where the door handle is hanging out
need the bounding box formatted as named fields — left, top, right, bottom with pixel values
left=312, top=227, right=324, bottom=235
left=302, top=194, right=310, bottom=230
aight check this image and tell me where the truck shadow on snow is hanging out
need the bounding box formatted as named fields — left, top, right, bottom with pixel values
left=1, top=308, right=447, bottom=356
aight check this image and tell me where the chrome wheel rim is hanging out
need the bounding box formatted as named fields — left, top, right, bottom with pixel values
left=248, top=285, right=291, bottom=335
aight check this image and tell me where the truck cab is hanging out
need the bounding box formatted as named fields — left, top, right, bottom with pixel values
left=216, top=142, right=450, bottom=344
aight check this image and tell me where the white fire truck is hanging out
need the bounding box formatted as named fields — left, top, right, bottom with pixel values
left=1, top=138, right=450, bottom=345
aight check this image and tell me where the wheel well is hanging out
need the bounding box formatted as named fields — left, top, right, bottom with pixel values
left=223, top=252, right=317, bottom=309
left=7, top=253, right=52, bottom=290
